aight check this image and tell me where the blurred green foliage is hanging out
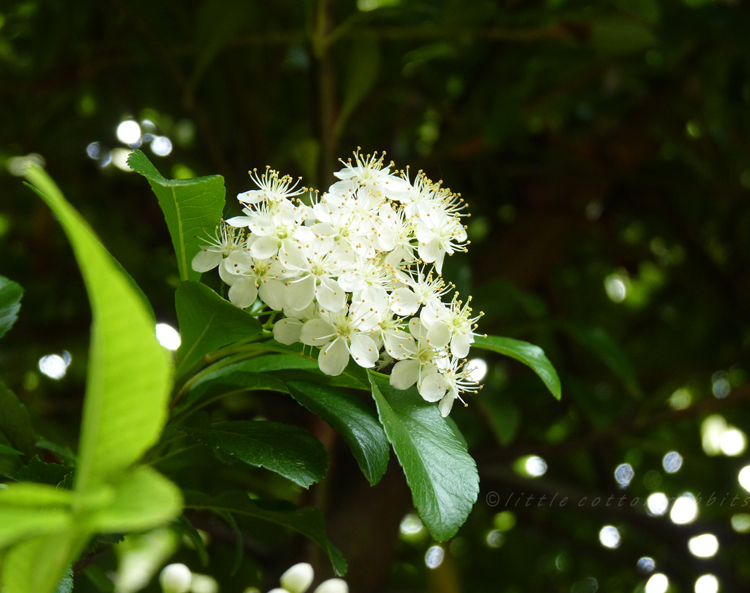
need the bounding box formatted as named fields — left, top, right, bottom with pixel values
left=1, top=0, right=750, bottom=591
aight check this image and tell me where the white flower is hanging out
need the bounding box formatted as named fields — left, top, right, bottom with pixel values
left=237, top=167, right=305, bottom=207
left=191, top=223, right=244, bottom=273
left=389, top=319, right=447, bottom=395
left=420, top=293, right=482, bottom=358
left=300, top=302, right=383, bottom=375
left=222, top=250, right=287, bottom=310
left=420, top=356, right=481, bottom=417
left=414, top=202, right=468, bottom=274
left=333, top=149, right=407, bottom=200
left=389, top=265, right=450, bottom=317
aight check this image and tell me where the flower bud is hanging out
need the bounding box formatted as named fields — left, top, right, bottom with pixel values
left=159, top=563, right=192, bottom=593
left=313, top=578, right=349, bottom=593
left=279, top=563, right=314, bottom=593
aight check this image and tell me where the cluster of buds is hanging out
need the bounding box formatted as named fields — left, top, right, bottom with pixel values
left=193, top=151, right=483, bottom=416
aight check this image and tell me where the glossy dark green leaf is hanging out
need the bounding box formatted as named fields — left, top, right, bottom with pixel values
left=0, top=444, right=23, bottom=456
left=368, top=372, right=479, bottom=542
left=128, top=150, right=226, bottom=282
left=174, top=360, right=289, bottom=421
left=287, top=380, right=389, bottom=485
left=16, top=456, right=72, bottom=487
left=0, top=276, right=23, bottom=340
left=181, top=421, right=328, bottom=488
left=175, top=281, right=262, bottom=377
left=184, top=490, right=347, bottom=575
left=0, top=382, right=37, bottom=457
left=473, top=335, right=561, bottom=400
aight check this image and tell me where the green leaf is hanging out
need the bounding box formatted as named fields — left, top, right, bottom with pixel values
left=0, top=276, right=23, bottom=340
left=0, top=444, right=22, bottom=456
left=0, top=382, right=37, bottom=457
left=175, top=281, right=262, bottom=378
left=54, top=568, right=74, bottom=593
left=335, top=37, right=380, bottom=136
left=473, top=335, right=561, bottom=400
left=368, top=372, right=479, bottom=542
left=80, top=466, right=182, bottom=533
left=230, top=353, right=320, bottom=374
left=560, top=322, right=641, bottom=396
left=16, top=456, right=72, bottom=487
left=176, top=515, right=209, bottom=566
left=127, top=150, right=226, bottom=282
left=481, top=398, right=521, bottom=446
left=590, top=16, right=658, bottom=55
left=0, top=531, right=88, bottom=593
left=181, top=421, right=328, bottom=488
left=287, top=381, right=389, bottom=485
left=175, top=360, right=289, bottom=421
left=24, top=164, right=172, bottom=492
left=0, top=507, right=73, bottom=547
left=0, top=482, right=74, bottom=509
left=184, top=490, right=347, bottom=576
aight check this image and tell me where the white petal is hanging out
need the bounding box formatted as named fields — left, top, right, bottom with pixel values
left=409, top=317, right=426, bottom=341
left=349, top=334, right=379, bottom=368
left=228, top=278, right=258, bottom=309
left=390, top=359, right=419, bottom=390
left=225, top=215, right=252, bottom=227
left=450, top=332, right=472, bottom=358
left=438, top=393, right=455, bottom=417
left=383, top=330, right=416, bottom=360
left=280, top=563, right=314, bottom=593
left=273, top=318, right=304, bottom=345
left=417, top=239, right=441, bottom=264
left=337, top=272, right=365, bottom=293
left=318, top=338, right=350, bottom=376
left=419, top=373, right=448, bottom=402
left=251, top=235, right=278, bottom=259
left=316, top=277, right=346, bottom=311
left=285, top=275, right=316, bottom=310
left=300, top=318, right=336, bottom=346
left=219, top=258, right=237, bottom=285
left=313, top=578, right=349, bottom=593
left=191, top=249, right=223, bottom=273
left=426, top=323, right=451, bottom=350
left=259, top=279, right=286, bottom=311
left=389, top=287, right=420, bottom=316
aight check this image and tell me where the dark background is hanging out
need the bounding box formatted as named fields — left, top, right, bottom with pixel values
left=1, top=0, right=750, bottom=591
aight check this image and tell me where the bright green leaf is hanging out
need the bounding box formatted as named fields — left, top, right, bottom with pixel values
left=0, top=508, right=73, bottom=547
left=0, top=530, right=88, bottom=593
left=184, top=490, right=347, bottom=576
left=287, top=380, right=389, bottom=485
left=81, top=466, right=182, bottom=533
left=0, top=382, right=37, bottom=457
left=0, top=482, right=74, bottom=508
left=175, top=281, right=262, bottom=378
left=181, top=421, right=328, bottom=488
left=24, top=164, right=172, bottom=492
left=0, top=276, right=23, bottom=340
left=368, top=372, right=479, bottom=542
left=127, top=150, right=226, bottom=282
left=473, top=335, right=561, bottom=400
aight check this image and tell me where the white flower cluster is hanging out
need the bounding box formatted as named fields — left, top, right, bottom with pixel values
left=192, top=151, right=482, bottom=416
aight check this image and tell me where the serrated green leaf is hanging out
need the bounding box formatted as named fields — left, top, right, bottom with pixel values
left=24, top=164, right=172, bottom=492
left=287, top=380, right=389, bottom=485
left=0, top=382, right=37, bottom=457
left=181, top=421, right=328, bottom=488
left=184, top=490, right=347, bottom=576
left=473, top=335, right=561, bottom=400
left=368, top=372, right=479, bottom=542
left=80, top=466, right=182, bottom=533
left=16, top=456, right=72, bottom=487
left=54, top=568, right=74, bottom=593
left=127, top=150, right=225, bottom=282
left=175, top=281, right=262, bottom=378
left=560, top=322, right=641, bottom=397
left=0, top=276, right=23, bottom=340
